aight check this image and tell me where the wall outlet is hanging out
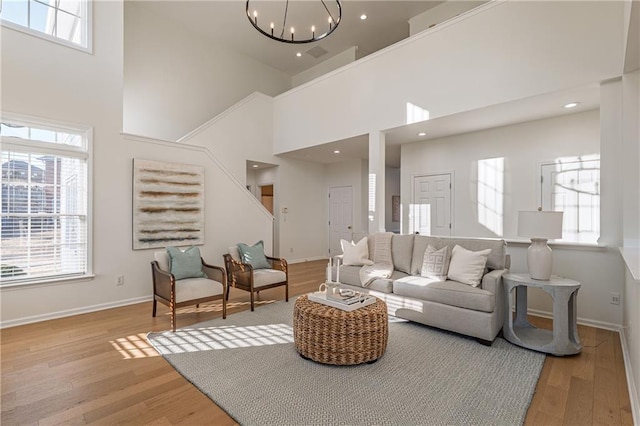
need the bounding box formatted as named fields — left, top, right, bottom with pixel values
left=610, top=292, right=620, bottom=305
left=116, top=275, right=125, bottom=286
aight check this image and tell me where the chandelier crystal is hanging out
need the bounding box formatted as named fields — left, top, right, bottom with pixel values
left=246, top=0, right=342, bottom=44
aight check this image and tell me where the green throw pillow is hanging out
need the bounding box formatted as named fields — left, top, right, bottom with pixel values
left=166, top=246, right=207, bottom=280
left=237, top=240, right=271, bottom=269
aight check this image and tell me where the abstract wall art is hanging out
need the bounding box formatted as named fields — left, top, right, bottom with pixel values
left=132, top=159, right=205, bottom=250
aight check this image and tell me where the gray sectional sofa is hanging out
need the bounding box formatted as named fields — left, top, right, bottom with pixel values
left=333, top=234, right=510, bottom=343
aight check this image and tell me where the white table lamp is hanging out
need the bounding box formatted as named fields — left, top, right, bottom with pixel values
left=518, top=210, right=563, bottom=280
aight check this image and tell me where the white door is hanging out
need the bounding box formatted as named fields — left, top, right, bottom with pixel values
left=329, top=186, right=353, bottom=256
left=411, top=174, right=451, bottom=236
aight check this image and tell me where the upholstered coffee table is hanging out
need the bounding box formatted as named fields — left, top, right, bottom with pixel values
left=293, top=294, right=388, bottom=365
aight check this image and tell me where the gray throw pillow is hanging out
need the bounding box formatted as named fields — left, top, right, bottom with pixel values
left=237, top=240, right=271, bottom=269
left=166, top=246, right=207, bottom=280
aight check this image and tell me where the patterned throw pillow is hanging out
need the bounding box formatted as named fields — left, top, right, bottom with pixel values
left=420, top=244, right=450, bottom=280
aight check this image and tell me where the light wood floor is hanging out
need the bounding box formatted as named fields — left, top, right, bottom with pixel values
left=1, top=260, right=633, bottom=425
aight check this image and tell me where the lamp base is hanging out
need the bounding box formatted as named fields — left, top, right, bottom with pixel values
left=527, top=238, right=553, bottom=280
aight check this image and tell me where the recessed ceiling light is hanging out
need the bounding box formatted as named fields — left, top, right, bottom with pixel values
left=418, top=132, right=426, bottom=136
left=564, top=102, right=579, bottom=109
left=296, top=52, right=302, bottom=57
left=252, top=164, right=259, bottom=168
left=360, top=14, right=367, bottom=20
left=333, top=150, right=340, bottom=154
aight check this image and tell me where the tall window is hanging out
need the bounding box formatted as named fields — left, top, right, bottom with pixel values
left=0, top=0, right=91, bottom=51
left=541, top=156, right=600, bottom=244
left=1, top=116, right=91, bottom=285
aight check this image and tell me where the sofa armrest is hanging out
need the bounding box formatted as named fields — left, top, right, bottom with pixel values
left=482, top=268, right=507, bottom=294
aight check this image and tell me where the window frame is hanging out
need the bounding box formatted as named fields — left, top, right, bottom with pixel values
left=0, top=0, right=93, bottom=54
left=0, top=113, right=93, bottom=288
left=537, top=157, right=601, bottom=245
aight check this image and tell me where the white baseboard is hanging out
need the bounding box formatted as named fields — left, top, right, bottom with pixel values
left=620, top=328, right=640, bottom=425
left=527, top=308, right=622, bottom=331
left=0, top=296, right=153, bottom=329
left=287, top=256, right=327, bottom=264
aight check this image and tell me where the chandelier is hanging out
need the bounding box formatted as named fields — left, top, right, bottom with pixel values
left=246, top=0, right=342, bottom=44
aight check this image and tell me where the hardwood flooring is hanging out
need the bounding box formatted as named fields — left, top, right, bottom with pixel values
left=1, top=260, right=633, bottom=425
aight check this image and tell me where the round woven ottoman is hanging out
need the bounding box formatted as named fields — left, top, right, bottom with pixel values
left=293, top=294, right=388, bottom=365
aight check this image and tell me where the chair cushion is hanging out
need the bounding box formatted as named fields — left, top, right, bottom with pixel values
left=154, top=251, right=170, bottom=272
left=175, top=277, right=223, bottom=303
left=253, top=269, right=287, bottom=288
left=166, top=246, right=206, bottom=280
left=228, top=245, right=241, bottom=261
left=238, top=240, right=271, bottom=269
left=393, top=276, right=494, bottom=313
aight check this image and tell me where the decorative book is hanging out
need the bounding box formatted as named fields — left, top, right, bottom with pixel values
left=308, top=291, right=376, bottom=312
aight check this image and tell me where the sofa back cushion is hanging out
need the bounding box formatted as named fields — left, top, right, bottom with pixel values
left=391, top=234, right=414, bottom=274
left=411, top=235, right=507, bottom=275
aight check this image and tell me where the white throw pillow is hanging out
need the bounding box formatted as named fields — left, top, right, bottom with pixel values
left=447, top=245, right=492, bottom=287
left=341, top=237, right=374, bottom=266
left=421, top=244, right=450, bottom=280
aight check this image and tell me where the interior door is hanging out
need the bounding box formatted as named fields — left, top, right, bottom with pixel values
left=329, top=186, right=353, bottom=256
left=411, top=174, right=451, bottom=236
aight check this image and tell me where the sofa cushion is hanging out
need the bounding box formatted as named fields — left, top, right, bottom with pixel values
left=421, top=244, right=450, bottom=280
left=447, top=245, right=491, bottom=287
left=411, top=235, right=507, bottom=275
left=337, top=265, right=402, bottom=293
left=392, top=276, right=494, bottom=313
left=391, top=234, right=414, bottom=274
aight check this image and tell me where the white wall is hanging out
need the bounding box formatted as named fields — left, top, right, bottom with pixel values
left=123, top=2, right=291, bottom=142
left=409, top=1, right=487, bottom=36
left=0, top=1, right=275, bottom=327
left=274, top=0, right=624, bottom=154
left=292, top=47, right=357, bottom=87
left=401, top=110, right=624, bottom=327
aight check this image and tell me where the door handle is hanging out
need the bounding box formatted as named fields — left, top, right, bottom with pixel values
left=348, top=226, right=352, bottom=229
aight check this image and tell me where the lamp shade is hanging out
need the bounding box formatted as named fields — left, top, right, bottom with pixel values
left=518, top=211, right=563, bottom=239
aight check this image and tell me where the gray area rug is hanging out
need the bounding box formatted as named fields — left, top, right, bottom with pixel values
left=147, top=298, right=545, bottom=425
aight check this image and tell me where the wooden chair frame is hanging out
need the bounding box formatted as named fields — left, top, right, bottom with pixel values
left=223, top=254, right=288, bottom=311
left=151, top=258, right=227, bottom=331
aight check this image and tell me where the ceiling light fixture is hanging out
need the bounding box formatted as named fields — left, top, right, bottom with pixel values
left=360, top=14, right=367, bottom=20
left=296, top=52, right=302, bottom=57
left=333, top=150, right=340, bottom=154
left=246, top=0, right=342, bottom=44
left=418, top=132, right=426, bottom=136
left=564, top=102, right=579, bottom=109
left=252, top=164, right=259, bottom=168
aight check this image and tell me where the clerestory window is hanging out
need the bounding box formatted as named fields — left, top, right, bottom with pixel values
left=0, top=0, right=92, bottom=52
left=0, top=115, right=92, bottom=286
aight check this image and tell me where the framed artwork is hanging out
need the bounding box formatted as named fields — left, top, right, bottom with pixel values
left=132, top=159, right=205, bottom=250
left=392, top=195, right=400, bottom=222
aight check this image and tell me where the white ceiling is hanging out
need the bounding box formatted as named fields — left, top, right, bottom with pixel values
left=136, top=1, right=445, bottom=76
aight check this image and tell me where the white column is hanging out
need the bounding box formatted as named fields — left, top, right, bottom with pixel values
left=368, top=131, right=386, bottom=234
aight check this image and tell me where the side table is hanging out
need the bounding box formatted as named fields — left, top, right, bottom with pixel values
left=502, top=273, right=582, bottom=356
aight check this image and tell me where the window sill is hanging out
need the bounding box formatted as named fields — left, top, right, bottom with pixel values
left=1, top=274, right=95, bottom=290
left=505, top=239, right=608, bottom=251
left=619, top=248, right=640, bottom=282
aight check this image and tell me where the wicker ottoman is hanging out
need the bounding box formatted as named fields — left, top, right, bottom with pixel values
left=293, top=294, right=388, bottom=365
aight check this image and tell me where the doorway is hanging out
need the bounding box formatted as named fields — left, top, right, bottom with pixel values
left=411, top=173, right=452, bottom=236
left=328, top=186, right=353, bottom=256
left=260, top=184, right=274, bottom=214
